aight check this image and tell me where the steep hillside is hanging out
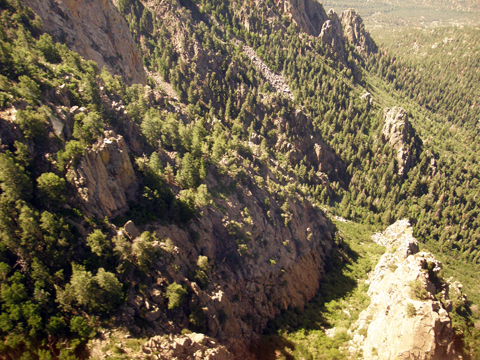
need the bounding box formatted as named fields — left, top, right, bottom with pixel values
left=1, top=0, right=480, bottom=359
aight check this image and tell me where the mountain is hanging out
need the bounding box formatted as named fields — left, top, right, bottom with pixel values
left=1, top=0, right=480, bottom=358
left=322, top=0, right=480, bottom=29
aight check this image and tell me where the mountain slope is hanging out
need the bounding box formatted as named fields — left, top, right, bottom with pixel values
left=1, top=0, right=480, bottom=359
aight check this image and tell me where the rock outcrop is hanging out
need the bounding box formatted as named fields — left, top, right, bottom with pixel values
left=142, top=333, right=234, bottom=360
left=20, top=0, right=146, bottom=85
left=272, top=1, right=376, bottom=58
left=340, top=9, right=378, bottom=55
left=276, top=0, right=328, bottom=36
left=319, top=10, right=345, bottom=59
left=69, top=134, right=138, bottom=218
left=349, top=220, right=460, bottom=360
left=382, top=107, right=418, bottom=176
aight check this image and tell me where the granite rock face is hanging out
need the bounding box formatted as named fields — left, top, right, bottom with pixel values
left=349, top=220, right=460, bottom=360
left=382, top=107, right=416, bottom=176
left=69, top=134, right=138, bottom=218
left=20, top=0, right=146, bottom=85
left=340, top=8, right=378, bottom=55
left=116, top=162, right=334, bottom=356
left=273, top=0, right=376, bottom=59
left=277, top=0, right=328, bottom=36
left=319, top=9, right=345, bottom=59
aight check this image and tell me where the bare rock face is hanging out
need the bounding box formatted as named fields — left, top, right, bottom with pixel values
left=69, top=134, right=138, bottom=218
left=20, top=0, right=146, bottom=85
left=142, top=333, right=234, bottom=360
left=340, top=9, right=378, bottom=55
left=272, top=1, right=376, bottom=60
left=382, top=107, right=416, bottom=176
left=276, top=0, right=328, bottom=36
left=349, top=220, right=460, bottom=360
left=319, top=10, right=345, bottom=58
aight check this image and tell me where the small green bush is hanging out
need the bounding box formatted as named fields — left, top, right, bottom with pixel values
left=406, top=303, right=416, bottom=317
left=166, top=282, right=187, bottom=309
left=409, top=280, right=430, bottom=300
left=37, top=172, right=66, bottom=205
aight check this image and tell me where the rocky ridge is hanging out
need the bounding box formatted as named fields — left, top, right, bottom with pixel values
left=340, top=9, right=378, bottom=55
left=273, top=0, right=376, bottom=58
left=275, top=0, right=328, bottom=36
left=349, top=219, right=461, bottom=360
left=20, top=0, right=146, bottom=85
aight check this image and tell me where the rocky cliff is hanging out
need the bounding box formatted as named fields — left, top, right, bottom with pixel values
left=115, top=161, right=334, bottom=356
left=382, top=107, right=418, bottom=176
left=349, top=220, right=461, bottom=360
left=69, top=134, right=138, bottom=218
left=20, top=0, right=146, bottom=85
left=275, top=0, right=328, bottom=36
left=340, top=9, right=378, bottom=55
left=273, top=0, right=376, bottom=58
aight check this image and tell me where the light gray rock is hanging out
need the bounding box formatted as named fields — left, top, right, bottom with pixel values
left=20, top=0, right=146, bottom=85
left=382, top=107, right=416, bottom=176
left=349, top=220, right=460, bottom=360
left=340, top=8, right=378, bottom=55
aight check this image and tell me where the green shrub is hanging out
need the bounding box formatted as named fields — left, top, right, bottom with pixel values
left=166, top=283, right=187, bottom=309
left=16, top=107, right=47, bottom=141
left=409, top=280, right=430, bottom=300
left=37, top=172, right=66, bottom=205
left=406, top=302, right=416, bottom=317
left=57, top=140, right=85, bottom=170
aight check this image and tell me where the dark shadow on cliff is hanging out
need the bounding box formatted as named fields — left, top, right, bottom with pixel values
left=251, top=233, right=360, bottom=359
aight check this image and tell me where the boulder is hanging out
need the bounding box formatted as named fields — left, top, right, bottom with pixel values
left=123, top=220, right=141, bottom=240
